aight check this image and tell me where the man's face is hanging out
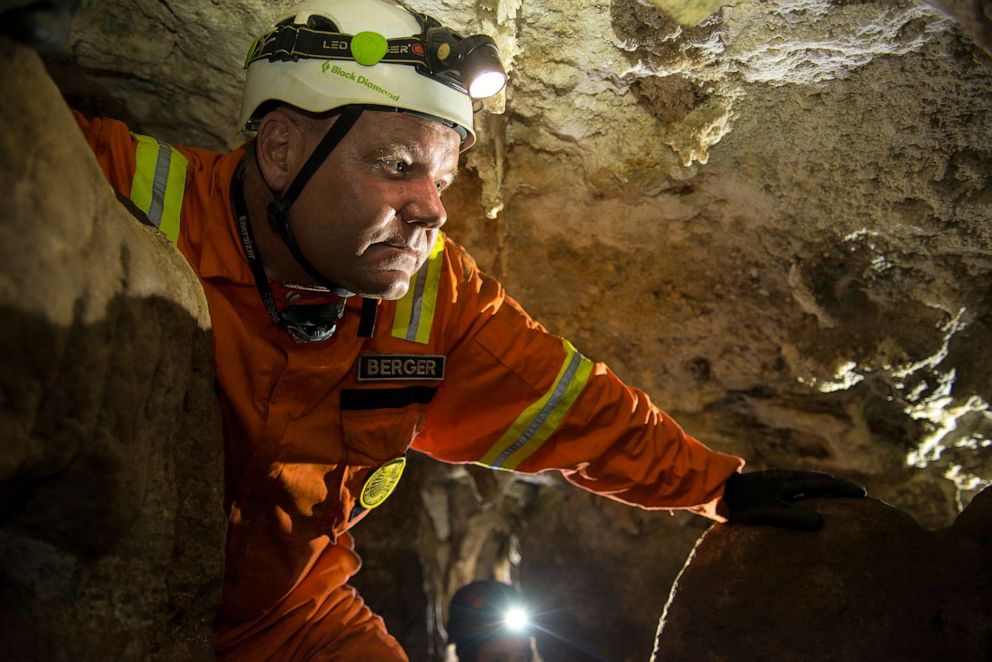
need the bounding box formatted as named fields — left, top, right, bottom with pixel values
left=287, top=110, right=461, bottom=300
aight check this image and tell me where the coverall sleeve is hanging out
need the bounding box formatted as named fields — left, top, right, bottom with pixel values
left=72, top=112, right=141, bottom=197
left=72, top=111, right=195, bottom=249
left=412, top=241, right=744, bottom=521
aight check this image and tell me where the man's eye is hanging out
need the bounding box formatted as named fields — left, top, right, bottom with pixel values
left=383, top=159, right=408, bottom=174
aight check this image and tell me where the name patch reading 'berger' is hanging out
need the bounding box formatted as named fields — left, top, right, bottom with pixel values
left=357, top=354, right=446, bottom=381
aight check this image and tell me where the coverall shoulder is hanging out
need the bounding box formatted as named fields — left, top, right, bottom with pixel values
left=73, top=113, right=744, bottom=661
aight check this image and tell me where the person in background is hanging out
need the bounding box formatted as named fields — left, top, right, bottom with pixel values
left=447, top=581, right=536, bottom=662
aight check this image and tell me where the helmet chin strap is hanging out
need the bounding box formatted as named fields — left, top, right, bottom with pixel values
left=262, top=104, right=379, bottom=340
left=266, top=105, right=364, bottom=296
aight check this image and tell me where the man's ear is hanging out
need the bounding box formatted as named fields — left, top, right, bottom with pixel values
left=255, top=110, right=303, bottom=193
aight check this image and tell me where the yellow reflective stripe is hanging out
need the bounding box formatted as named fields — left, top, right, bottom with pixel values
left=130, top=133, right=188, bottom=243
left=130, top=136, right=157, bottom=215
left=479, top=339, right=594, bottom=470
left=391, top=235, right=445, bottom=344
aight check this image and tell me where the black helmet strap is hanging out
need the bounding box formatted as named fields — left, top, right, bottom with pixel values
left=266, top=104, right=364, bottom=294
left=231, top=104, right=380, bottom=343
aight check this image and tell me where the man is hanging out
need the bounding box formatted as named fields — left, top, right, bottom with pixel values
left=14, top=0, right=865, bottom=658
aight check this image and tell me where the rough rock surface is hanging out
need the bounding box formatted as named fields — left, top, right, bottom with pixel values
left=495, top=0, right=992, bottom=524
left=0, top=39, right=225, bottom=660
left=6, top=0, right=989, bottom=659
left=653, top=487, right=992, bottom=661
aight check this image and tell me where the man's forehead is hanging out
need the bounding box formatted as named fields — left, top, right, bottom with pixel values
left=359, top=111, right=461, bottom=157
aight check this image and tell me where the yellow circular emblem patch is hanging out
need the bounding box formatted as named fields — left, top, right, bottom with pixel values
left=360, top=457, right=407, bottom=510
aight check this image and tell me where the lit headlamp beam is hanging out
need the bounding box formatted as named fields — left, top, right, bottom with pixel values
left=503, top=605, right=530, bottom=632
left=459, top=35, right=506, bottom=99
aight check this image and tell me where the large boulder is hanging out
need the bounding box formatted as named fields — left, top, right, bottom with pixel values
left=0, top=39, right=225, bottom=660
left=653, top=488, right=992, bottom=661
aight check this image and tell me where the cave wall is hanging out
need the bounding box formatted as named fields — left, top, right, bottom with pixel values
left=13, top=0, right=991, bottom=660
left=481, top=0, right=992, bottom=520
left=0, top=39, right=226, bottom=660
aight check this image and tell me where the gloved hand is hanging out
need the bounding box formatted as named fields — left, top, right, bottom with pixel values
left=722, top=469, right=867, bottom=531
left=0, top=0, right=80, bottom=52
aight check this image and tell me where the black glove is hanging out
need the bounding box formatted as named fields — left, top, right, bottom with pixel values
left=722, top=469, right=867, bottom=531
left=0, top=0, right=80, bottom=52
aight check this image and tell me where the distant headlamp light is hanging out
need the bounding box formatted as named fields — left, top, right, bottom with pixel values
left=503, top=605, right=530, bottom=633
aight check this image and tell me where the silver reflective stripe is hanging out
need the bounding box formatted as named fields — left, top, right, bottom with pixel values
left=390, top=236, right=445, bottom=344
left=405, top=261, right=430, bottom=342
left=146, top=141, right=173, bottom=229
left=491, top=350, right=584, bottom=468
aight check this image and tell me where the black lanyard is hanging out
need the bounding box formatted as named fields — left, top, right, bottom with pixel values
left=231, top=161, right=346, bottom=343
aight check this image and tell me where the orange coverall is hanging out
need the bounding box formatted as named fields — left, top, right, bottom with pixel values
left=75, top=113, right=744, bottom=660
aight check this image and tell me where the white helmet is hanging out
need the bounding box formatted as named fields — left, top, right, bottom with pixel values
left=239, top=0, right=506, bottom=150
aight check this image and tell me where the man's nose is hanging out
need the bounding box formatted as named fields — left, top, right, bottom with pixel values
left=402, top=177, right=447, bottom=229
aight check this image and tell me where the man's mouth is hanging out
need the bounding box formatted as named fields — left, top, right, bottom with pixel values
left=371, top=242, right=422, bottom=270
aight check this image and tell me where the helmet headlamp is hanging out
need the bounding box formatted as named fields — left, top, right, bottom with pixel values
left=244, top=13, right=506, bottom=101
left=420, top=24, right=507, bottom=99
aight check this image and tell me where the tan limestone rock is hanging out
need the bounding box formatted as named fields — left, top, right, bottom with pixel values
left=0, top=38, right=224, bottom=660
